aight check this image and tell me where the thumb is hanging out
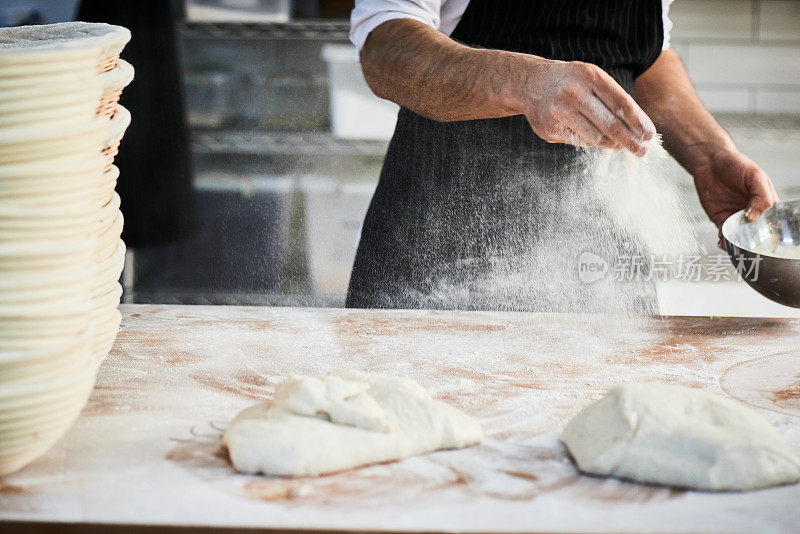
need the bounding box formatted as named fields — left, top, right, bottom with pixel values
left=745, top=167, right=774, bottom=221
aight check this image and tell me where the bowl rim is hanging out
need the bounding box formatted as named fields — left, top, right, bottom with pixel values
left=722, top=200, right=800, bottom=259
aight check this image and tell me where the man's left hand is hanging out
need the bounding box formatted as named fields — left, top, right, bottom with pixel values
left=691, top=145, right=779, bottom=246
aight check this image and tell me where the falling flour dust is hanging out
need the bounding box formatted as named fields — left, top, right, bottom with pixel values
left=399, top=136, right=699, bottom=316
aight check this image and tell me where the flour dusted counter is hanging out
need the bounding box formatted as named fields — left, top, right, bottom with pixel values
left=1, top=305, right=799, bottom=533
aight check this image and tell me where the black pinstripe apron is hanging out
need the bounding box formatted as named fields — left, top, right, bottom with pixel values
left=346, top=0, right=665, bottom=311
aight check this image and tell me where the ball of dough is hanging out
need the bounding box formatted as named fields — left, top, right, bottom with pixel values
left=224, top=370, right=483, bottom=477
left=561, top=383, right=800, bottom=491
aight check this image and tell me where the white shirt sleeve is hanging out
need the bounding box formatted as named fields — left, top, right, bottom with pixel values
left=662, top=0, right=674, bottom=50
left=351, top=0, right=676, bottom=53
left=350, top=0, right=445, bottom=53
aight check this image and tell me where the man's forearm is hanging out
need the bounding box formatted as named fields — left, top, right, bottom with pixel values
left=636, top=49, right=778, bottom=230
left=360, top=19, right=526, bottom=122
left=362, top=18, right=655, bottom=153
left=634, top=49, right=736, bottom=174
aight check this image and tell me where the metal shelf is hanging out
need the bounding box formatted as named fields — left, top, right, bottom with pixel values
left=192, top=130, right=388, bottom=157
left=191, top=115, right=800, bottom=158
left=179, top=19, right=351, bottom=41
left=716, top=113, right=800, bottom=132
left=716, top=113, right=800, bottom=143
left=131, top=290, right=343, bottom=308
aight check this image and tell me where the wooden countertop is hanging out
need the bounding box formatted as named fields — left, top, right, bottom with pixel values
left=1, top=304, right=799, bottom=533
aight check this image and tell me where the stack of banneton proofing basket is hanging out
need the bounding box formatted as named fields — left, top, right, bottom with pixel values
left=0, top=22, right=133, bottom=476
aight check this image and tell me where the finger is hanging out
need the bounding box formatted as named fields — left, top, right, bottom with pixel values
left=745, top=167, right=775, bottom=221
left=580, top=96, right=646, bottom=156
left=563, top=112, right=615, bottom=148
left=542, top=116, right=618, bottom=150
left=543, top=123, right=577, bottom=144
left=602, top=137, right=623, bottom=151
left=590, top=69, right=655, bottom=142
left=769, top=180, right=780, bottom=203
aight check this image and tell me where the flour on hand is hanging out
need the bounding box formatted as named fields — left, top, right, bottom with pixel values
left=224, top=370, right=483, bottom=476
left=561, top=383, right=800, bottom=491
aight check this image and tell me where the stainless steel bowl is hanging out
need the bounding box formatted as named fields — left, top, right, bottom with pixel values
left=722, top=200, right=800, bottom=308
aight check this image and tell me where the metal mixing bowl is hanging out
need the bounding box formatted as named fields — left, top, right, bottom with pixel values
left=722, top=200, right=800, bottom=308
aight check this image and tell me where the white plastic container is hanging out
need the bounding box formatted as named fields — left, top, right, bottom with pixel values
left=322, top=44, right=399, bottom=140
left=301, top=176, right=376, bottom=297
left=186, top=0, right=290, bottom=23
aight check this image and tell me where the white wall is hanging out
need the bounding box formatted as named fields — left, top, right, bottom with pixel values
left=670, top=0, right=800, bottom=114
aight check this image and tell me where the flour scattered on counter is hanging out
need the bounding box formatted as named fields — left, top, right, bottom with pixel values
left=79, top=306, right=800, bottom=532
left=223, top=369, right=483, bottom=477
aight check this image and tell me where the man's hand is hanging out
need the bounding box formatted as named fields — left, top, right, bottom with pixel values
left=635, top=50, right=779, bottom=241
left=361, top=19, right=655, bottom=156
left=512, top=58, right=656, bottom=156
left=692, top=145, right=779, bottom=244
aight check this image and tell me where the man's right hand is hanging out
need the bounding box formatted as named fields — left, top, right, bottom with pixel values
left=361, top=19, right=656, bottom=156
left=507, top=57, right=657, bottom=156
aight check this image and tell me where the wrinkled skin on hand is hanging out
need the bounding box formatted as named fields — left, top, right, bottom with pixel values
left=518, top=59, right=656, bottom=156
left=691, top=145, right=779, bottom=247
